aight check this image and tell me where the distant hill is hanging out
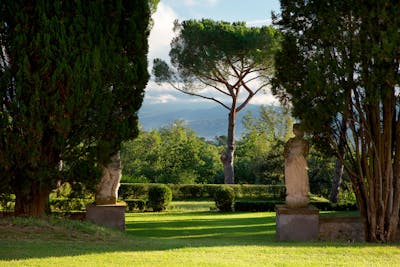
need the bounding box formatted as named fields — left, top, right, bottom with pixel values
left=139, top=102, right=263, bottom=140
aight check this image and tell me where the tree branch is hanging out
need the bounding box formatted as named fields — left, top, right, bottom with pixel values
left=196, top=77, right=231, bottom=96
left=167, top=81, right=230, bottom=110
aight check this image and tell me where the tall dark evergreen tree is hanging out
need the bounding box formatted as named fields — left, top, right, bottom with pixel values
left=0, top=1, right=152, bottom=217
left=273, top=0, right=400, bottom=242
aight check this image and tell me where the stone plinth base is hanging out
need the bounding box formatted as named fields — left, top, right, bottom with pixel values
left=86, top=203, right=126, bottom=231
left=319, top=216, right=365, bottom=242
left=276, top=205, right=319, bottom=241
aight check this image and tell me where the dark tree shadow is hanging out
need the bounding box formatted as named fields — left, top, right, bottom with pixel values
left=0, top=211, right=380, bottom=261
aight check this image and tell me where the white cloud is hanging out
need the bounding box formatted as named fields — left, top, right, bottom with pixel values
left=206, top=0, right=219, bottom=5
left=146, top=94, right=178, bottom=104
left=148, top=2, right=178, bottom=64
left=146, top=79, right=279, bottom=106
left=246, top=19, right=272, bottom=27
left=180, top=0, right=219, bottom=7
left=249, top=92, right=279, bottom=105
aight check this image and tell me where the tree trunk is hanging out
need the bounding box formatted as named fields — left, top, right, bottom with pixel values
left=14, top=180, right=49, bottom=217
left=330, top=159, right=344, bottom=203
left=221, top=110, right=236, bottom=184
left=330, top=115, right=348, bottom=203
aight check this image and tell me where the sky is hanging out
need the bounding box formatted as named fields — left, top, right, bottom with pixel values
left=145, top=0, right=281, bottom=106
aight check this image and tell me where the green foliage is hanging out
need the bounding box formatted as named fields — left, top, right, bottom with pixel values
left=308, top=149, right=336, bottom=197
left=273, top=0, right=400, bottom=242
left=119, top=183, right=150, bottom=200
left=49, top=182, right=93, bottom=212
left=119, top=183, right=286, bottom=201
left=165, top=19, right=280, bottom=85
left=178, top=184, right=204, bottom=199
left=236, top=105, right=336, bottom=198
left=153, top=19, right=281, bottom=184
left=49, top=198, right=89, bottom=212
left=0, top=1, right=152, bottom=216
left=125, top=199, right=147, bottom=212
left=0, top=193, right=14, bottom=212
left=214, top=186, right=235, bottom=212
left=235, top=105, right=294, bottom=184
left=234, top=199, right=357, bottom=212
left=147, top=184, right=172, bottom=212
left=121, top=175, right=150, bottom=184
left=121, top=121, right=221, bottom=184
left=234, top=200, right=283, bottom=212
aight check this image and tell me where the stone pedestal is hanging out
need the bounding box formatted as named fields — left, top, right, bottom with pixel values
left=276, top=204, right=319, bottom=241
left=86, top=203, right=126, bottom=231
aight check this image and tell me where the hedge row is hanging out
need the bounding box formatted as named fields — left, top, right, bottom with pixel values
left=125, top=199, right=147, bottom=212
left=119, top=183, right=285, bottom=201
left=233, top=200, right=358, bottom=212
left=49, top=198, right=92, bottom=212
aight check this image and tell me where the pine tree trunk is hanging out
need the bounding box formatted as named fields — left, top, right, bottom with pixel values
left=14, top=180, right=49, bottom=217
left=222, top=110, right=236, bottom=184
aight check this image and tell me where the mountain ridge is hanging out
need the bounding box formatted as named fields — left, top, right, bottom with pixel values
left=139, top=102, right=264, bottom=140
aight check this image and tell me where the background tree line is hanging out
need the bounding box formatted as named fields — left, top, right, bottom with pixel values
left=121, top=105, right=347, bottom=200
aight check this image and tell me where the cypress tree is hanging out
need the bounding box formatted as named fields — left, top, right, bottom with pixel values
left=0, top=0, right=151, bottom=217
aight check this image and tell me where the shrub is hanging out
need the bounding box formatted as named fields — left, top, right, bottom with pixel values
left=0, top=193, right=14, bottom=212
left=214, top=186, right=235, bottom=212
left=49, top=198, right=89, bottom=212
left=234, top=200, right=283, bottom=212
left=119, top=183, right=149, bottom=199
left=179, top=184, right=204, bottom=199
left=118, top=183, right=286, bottom=201
left=125, top=199, right=147, bottom=212
left=234, top=200, right=358, bottom=212
left=148, top=184, right=172, bottom=212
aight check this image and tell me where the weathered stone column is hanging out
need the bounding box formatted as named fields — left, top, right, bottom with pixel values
left=86, top=152, right=126, bottom=231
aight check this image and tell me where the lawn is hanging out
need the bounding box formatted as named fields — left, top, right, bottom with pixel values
left=0, top=201, right=399, bottom=267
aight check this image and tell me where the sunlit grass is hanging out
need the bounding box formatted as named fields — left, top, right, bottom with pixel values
left=0, top=202, right=399, bottom=266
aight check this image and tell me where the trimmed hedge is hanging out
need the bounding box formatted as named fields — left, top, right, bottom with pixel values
left=234, top=200, right=283, bottom=212
left=312, top=201, right=358, bottom=211
left=234, top=200, right=358, bottom=212
left=214, top=186, right=235, bottom=212
left=148, top=184, right=172, bottom=212
left=119, top=183, right=151, bottom=200
left=125, top=199, right=147, bottom=212
left=119, top=183, right=285, bottom=201
left=49, top=198, right=92, bottom=212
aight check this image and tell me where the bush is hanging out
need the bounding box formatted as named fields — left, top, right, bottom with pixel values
left=234, top=200, right=358, bottom=212
left=125, top=199, right=147, bottom=212
left=214, top=186, right=235, bottom=212
left=148, top=184, right=172, bottom=212
left=0, top=193, right=14, bottom=212
left=331, top=202, right=358, bottom=211
left=118, top=183, right=286, bottom=201
left=234, top=200, right=283, bottom=212
left=49, top=198, right=90, bottom=212
left=179, top=184, right=204, bottom=199
left=119, top=183, right=149, bottom=199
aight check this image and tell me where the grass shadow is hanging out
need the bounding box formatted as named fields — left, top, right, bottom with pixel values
left=0, top=210, right=391, bottom=262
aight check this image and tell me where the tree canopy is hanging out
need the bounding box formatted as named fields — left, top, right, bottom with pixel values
left=0, top=0, right=152, bottom=216
left=272, top=0, right=400, bottom=242
left=153, top=19, right=280, bottom=184
left=121, top=121, right=222, bottom=184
